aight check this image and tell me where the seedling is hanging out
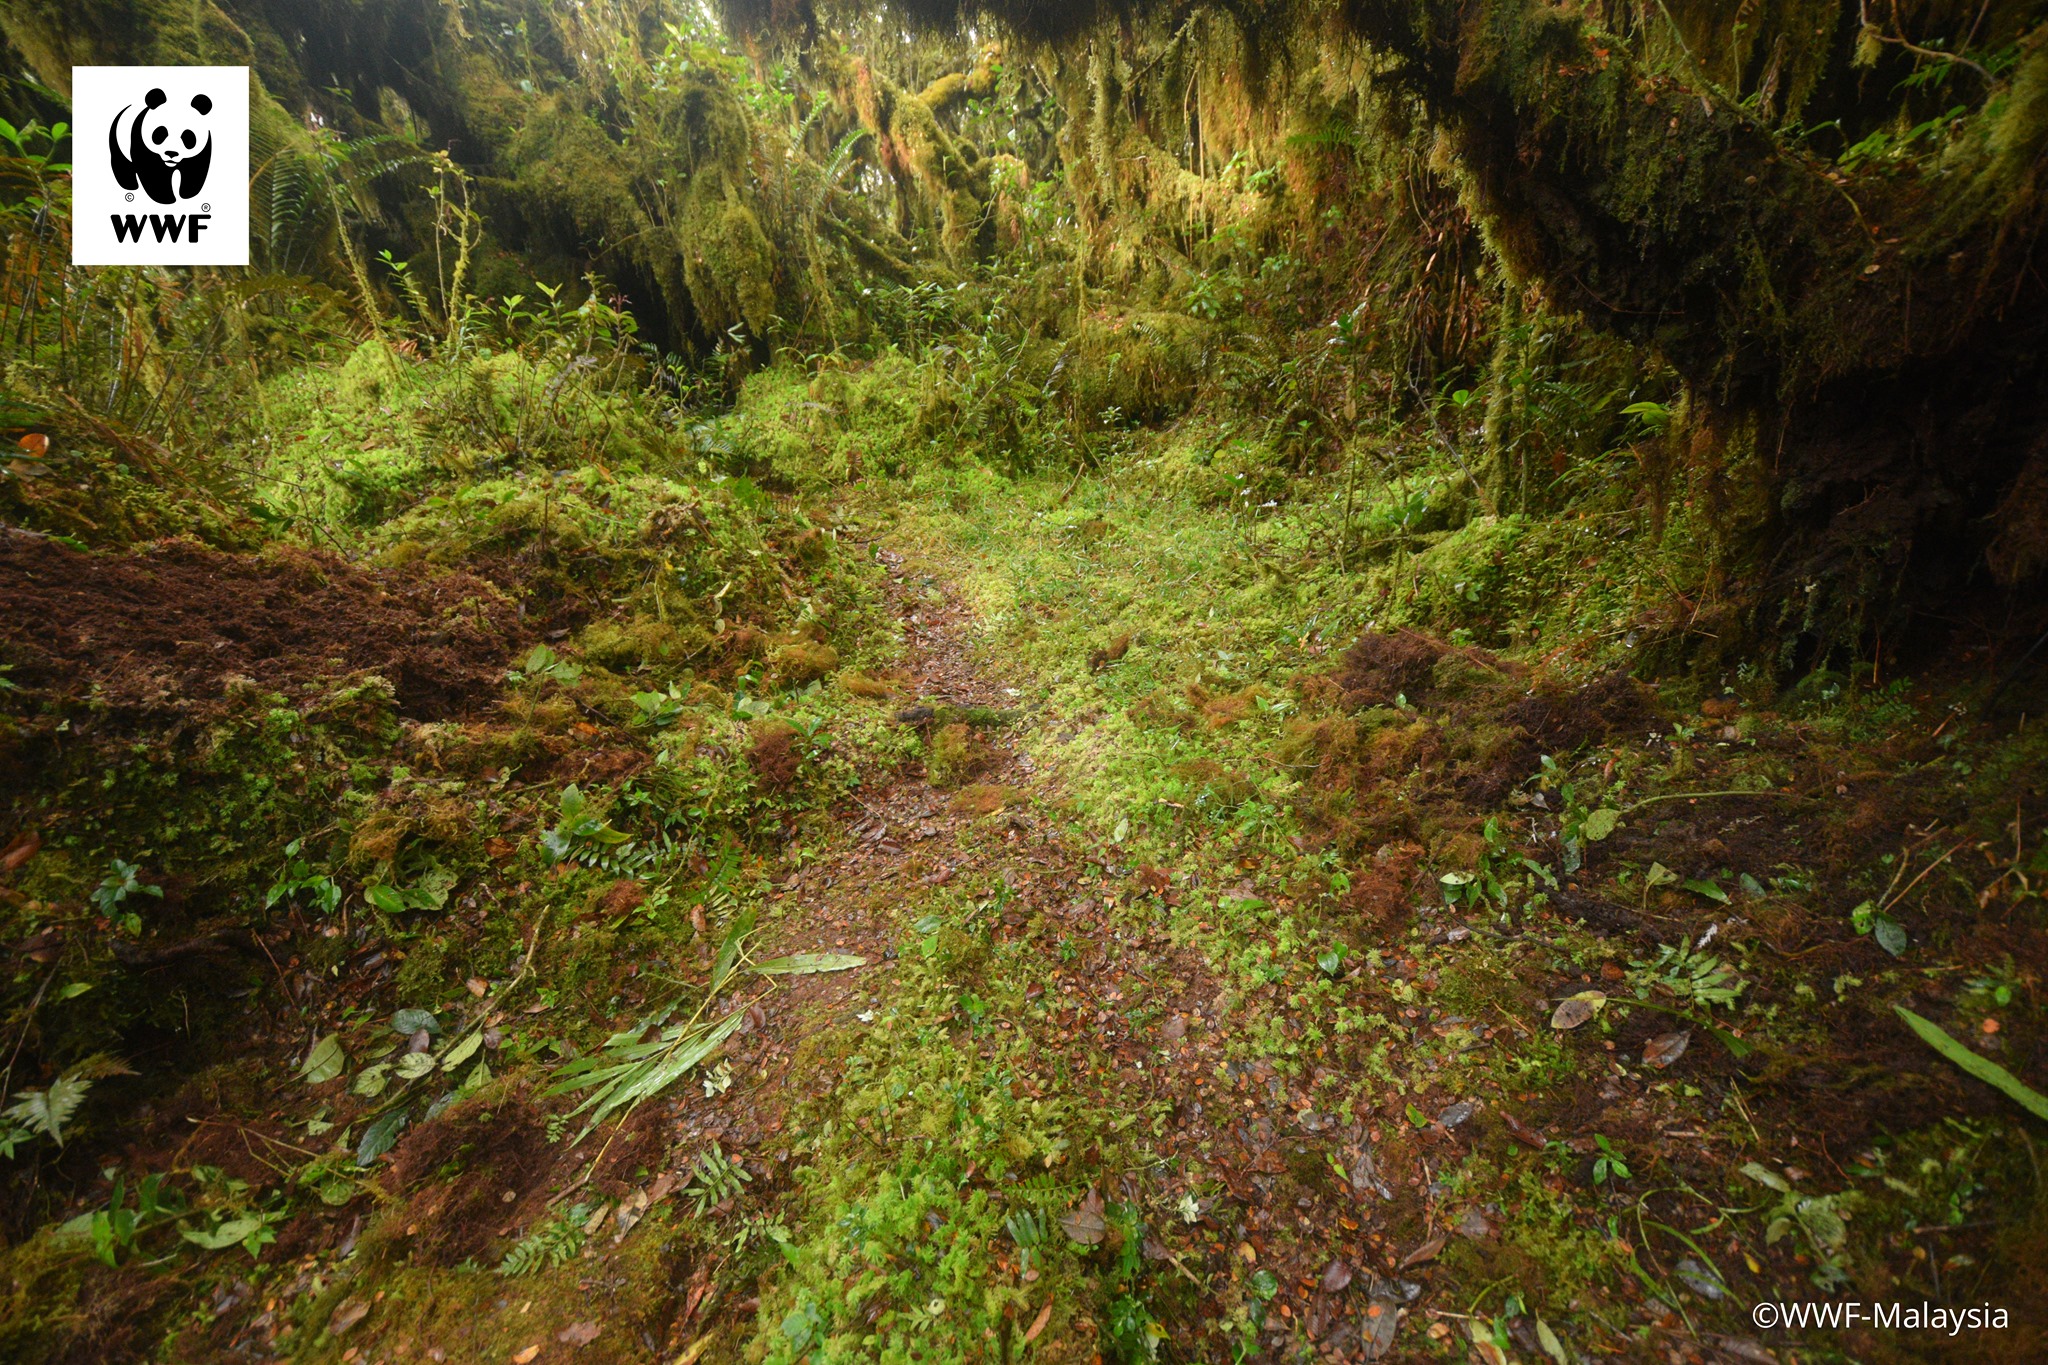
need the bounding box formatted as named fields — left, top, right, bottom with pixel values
left=91, top=858, right=162, bottom=934
left=1592, top=1134, right=1631, bottom=1186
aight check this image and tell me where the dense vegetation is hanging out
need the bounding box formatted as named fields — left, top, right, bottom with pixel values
left=2, top=1, right=2046, bottom=1361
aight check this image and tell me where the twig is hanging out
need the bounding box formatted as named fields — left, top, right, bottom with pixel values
left=0, top=967, right=58, bottom=1100
left=1620, top=789, right=1815, bottom=815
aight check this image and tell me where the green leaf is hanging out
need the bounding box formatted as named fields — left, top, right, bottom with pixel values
left=1645, top=862, right=1678, bottom=887
left=298, top=1034, right=345, bottom=1086
left=395, top=1052, right=437, bottom=1081
left=365, top=884, right=407, bottom=914
left=711, top=908, right=757, bottom=995
left=1740, top=1161, right=1791, bottom=1193
left=1894, top=1006, right=2048, bottom=1121
left=356, top=1111, right=407, bottom=1165
left=352, top=1064, right=391, bottom=1098
left=391, top=1008, right=439, bottom=1036
left=1682, top=878, right=1730, bottom=904
left=56, top=982, right=93, bottom=1001
left=752, top=952, right=866, bottom=976
left=182, top=1216, right=265, bottom=1251
left=1872, top=915, right=1908, bottom=957
left=1581, top=808, right=1621, bottom=841
left=440, top=1031, right=483, bottom=1070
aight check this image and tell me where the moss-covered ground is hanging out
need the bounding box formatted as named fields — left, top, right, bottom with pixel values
left=5, top=344, right=2044, bottom=1365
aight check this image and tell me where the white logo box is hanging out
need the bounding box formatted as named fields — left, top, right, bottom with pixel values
left=71, top=66, right=249, bottom=266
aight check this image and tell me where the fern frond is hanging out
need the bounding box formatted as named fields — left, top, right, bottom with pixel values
left=3, top=1054, right=133, bottom=1146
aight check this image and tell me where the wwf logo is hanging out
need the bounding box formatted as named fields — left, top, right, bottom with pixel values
left=110, top=88, right=214, bottom=205
left=72, top=65, right=248, bottom=266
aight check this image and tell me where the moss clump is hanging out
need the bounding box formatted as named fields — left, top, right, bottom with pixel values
left=836, top=671, right=906, bottom=699
left=925, top=721, right=991, bottom=787
left=770, top=640, right=841, bottom=687
left=577, top=617, right=707, bottom=673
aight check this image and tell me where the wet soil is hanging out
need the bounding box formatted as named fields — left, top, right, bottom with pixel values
left=0, top=537, right=525, bottom=723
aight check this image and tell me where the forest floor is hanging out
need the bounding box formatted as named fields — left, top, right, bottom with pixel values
left=5, top=453, right=2047, bottom=1365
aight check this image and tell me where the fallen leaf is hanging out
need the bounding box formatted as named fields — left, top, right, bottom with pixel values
left=328, top=1298, right=370, bottom=1335
left=751, top=952, right=866, bottom=976
left=1399, top=1234, right=1447, bottom=1268
left=1359, top=1298, right=1401, bottom=1359
left=1061, top=1187, right=1106, bottom=1245
left=1320, top=1257, right=1353, bottom=1292
left=1436, top=1100, right=1476, bottom=1128
left=1, top=830, right=39, bottom=872
left=467, top=977, right=490, bottom=997
left=1023, top=1299, right=1053, bottom=1344
left=557, top=1320, right=601, bottom=1346
left=18, top=433, right=49, bottom=459
left=612, top=1189, right=652, bottom=1239
left=1468, top=1322, right=1510, bottom=1365
left=1642, top=1030, right=1692, bottom=1068
left=1501, top=1112, right=1545, bottom=1149
left=1457, top=1208, right=1495, bottom=1239
left=1550, top=991, right=1606, bottom=1029
left=512, top=1347, right=540, bottom=1364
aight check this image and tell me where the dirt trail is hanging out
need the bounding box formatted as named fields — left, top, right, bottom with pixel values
left=711, top=543, right=1439, bottom=1357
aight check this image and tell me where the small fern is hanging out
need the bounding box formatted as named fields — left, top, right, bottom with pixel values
left=3, top=1054, right=134, bottom=1151
left=685, top=1141, right=751, bottom=1216
left=498, top=1203, right=590, bottom=1277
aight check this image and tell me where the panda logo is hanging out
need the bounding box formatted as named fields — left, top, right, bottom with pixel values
left=109, top=87, right=213, bottom=205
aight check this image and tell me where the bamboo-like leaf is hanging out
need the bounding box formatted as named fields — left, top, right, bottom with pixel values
left=752, top=952, right=867, bottom=976
left=565, top=1008, right=746, bottom=1143
left=710, top=908, right=757, bottom=995
left=1895, top=1006, right=2048, bottom=1120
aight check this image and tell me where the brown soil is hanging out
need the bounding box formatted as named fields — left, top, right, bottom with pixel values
left=384, top=1090, right=556, bottom=1267
left=0, top=538, right=524, bottom=723
left=1330, top=628, right=1444, bottom=706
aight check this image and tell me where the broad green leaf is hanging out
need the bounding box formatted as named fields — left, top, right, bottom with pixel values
left=752, top=952, right=866, bottom=976
left=395, top=1052, right=436, bottom=1080
left=57, top=982, right=93, bottom=1001
left=1872, top=915, right=1908, bottom=957
left=1895, top=1006, right=2048, bottom=1120
left=356, top=1111, right=407, bottom=1165
left=1682, top=878, right=1730, bottom=904
left=298, top=1034, right=345, bottom=1085
left=365, top=884, right=406, bottom=914
left=440, top=1031, right=483, bottom=1071
left=391, top=1008, right=439, bottom=1036
left=1581, top=808, right=1621, bottom=841
left=181, top=1216, right=264, bottom=1250
left=352, top=1064, right=391, bottom=1098
left=1740, top=1161, right=1791, bottom=1193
